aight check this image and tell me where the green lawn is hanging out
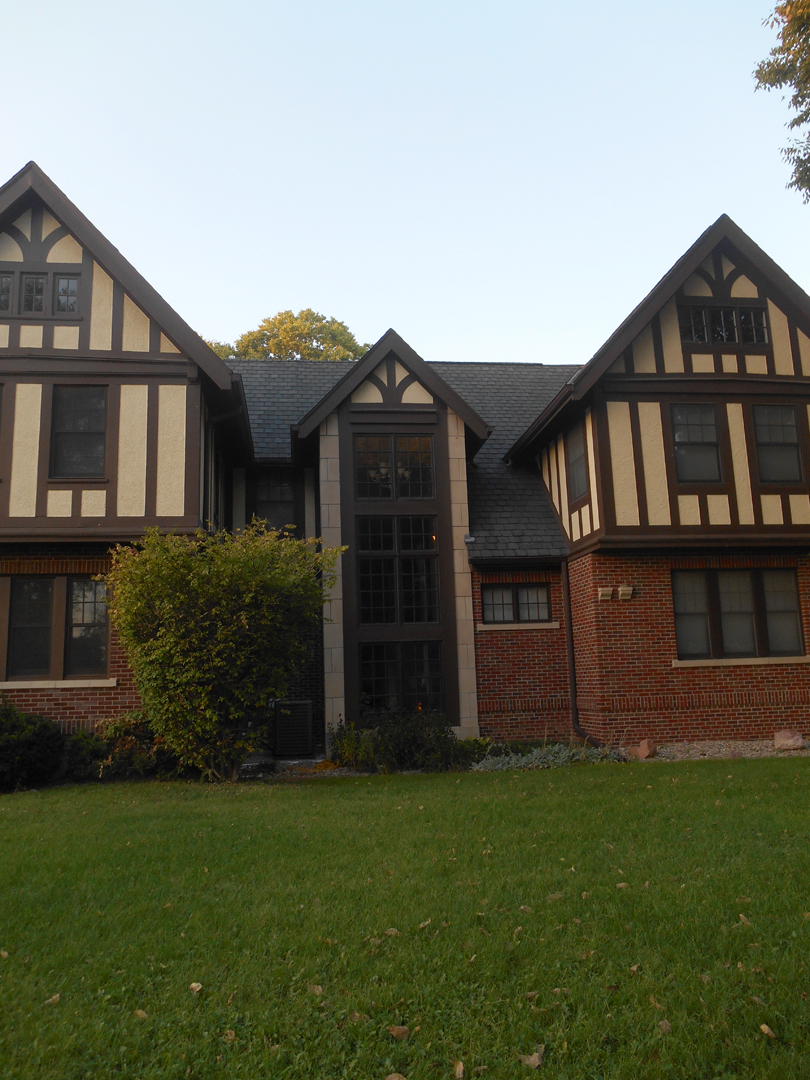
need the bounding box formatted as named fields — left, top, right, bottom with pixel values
left=2, top=760, right=810, bottom=1079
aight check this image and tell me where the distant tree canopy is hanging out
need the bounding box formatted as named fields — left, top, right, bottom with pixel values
left=204, top=308, right=369, bottom=362
left=755, top=1, right=810, bottom=200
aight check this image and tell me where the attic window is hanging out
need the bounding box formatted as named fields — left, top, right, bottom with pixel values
left=678, top=304, right=769, bottom=346
left=22, top=274, right=46, bottom=314
left=0, top=275, right=11, bottom=313
left=354, top=435, right=434, bottom=500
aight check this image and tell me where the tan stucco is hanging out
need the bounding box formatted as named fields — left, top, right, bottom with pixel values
left=19, top=325, right=43, bottom=349
left=637, top=401, right=670, bottom=525
left=320, top=412, right=344, bottom=730
left=789, top=493, right=810, bottom=525
left=13, top=210, right=32, bottom=240
left=706, top=493, right=731, bottom=525
left=81, top=490, right=106, bottom=517
left=373, top=361, right=388, bottom=385
left=394, top=360, right=409, bottom=385
left=608, top=356, right=626, bottom=374
left=721, top=354, right=738, bottom=373
left=122, top=295, right=150, bottom=353
left=0, top=326, right=8, bottom=349
left=585, top=408, right=600, bottom=532
left=556, top=432, right=570, bottom=534
left=41, top=211, right=60, bottom=240
left=8, top=384, right=41, bottom=518
left=660, top=299, right=684, bottom=373
left=721, top=255, right=735, bottom=279
left=799, top=329, right=810, bottom=376
left=448, top=408, right=479, bottom=738
left=761, top=494, right=783, bottom=525
left=46, top=234, right=82, bottom=264
left=89, top=262, right=113, bottom=351
left=768, top=301, right=794, bottom=375
left=159, top=333, right=180, bottom=355
left=0, top=234, right=23, bottom=261
left=117, top=384, right=149, bottom=517
left=746, top=355, right=768, bottom=374
left=581, top=502, right=591, bottom=535
left=606, top=400, right=639, bottom=526
left=351, top=379, right=383, bottom=403
left=691, top=354, right=714, bottom=373
left=547, top=441, right=560, bottom=512
left=730, top=274, right=758, bottom=298
left=570, top=509, right=581, bottom=542
left=683, top=273, right=712, bottom=297
left=46, top=490, right=72, bottom=517
left=632, top=323, right=656, bottom=373
left=726, top=403, right=755, bottom=525
left=677, top=494, right=701, bottom=526
left=155, top=384, right=186, bottom=516
left=53, top=326, right=79, bottom=350
left=401, top=380, right=433, bottom=404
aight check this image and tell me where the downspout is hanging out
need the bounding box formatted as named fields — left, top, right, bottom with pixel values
left=561, top=559, right=602, bottom=747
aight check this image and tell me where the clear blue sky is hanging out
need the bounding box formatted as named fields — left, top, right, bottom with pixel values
left=1, top=1, right=801, bottom=365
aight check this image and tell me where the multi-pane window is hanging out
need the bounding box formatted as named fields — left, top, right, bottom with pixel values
left=481, top=583, right=551, bottom=623
left=679, top=305, right=769, bottom=345
left=5, top=576, right=108, bottom=679
left=0, top=274, right=11, bottom=313
left=359, top=641, right=443, bottom=714
left=753, top=405, right=802, bottom=484
left=671, top=404, right=721, bottom=483
left=357, top=516, right=439, bottom=624
left=22, top=274, right=46, bottom=314
left=355, top=435, right=434, bottom=500
left=566, top=422, right=588, bottom=502
left=50, top=386, right=107, bottom=478
left=253, top=469, right=297, bottom=531
left=55, top=277, right=79, bottom=315
left=672, top=569, right=802, bottom=659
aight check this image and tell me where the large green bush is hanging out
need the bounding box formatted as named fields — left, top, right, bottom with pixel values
left=330, top=710, right=485, bottom=772
left=0, top=701, right=64, bottom=792
left=104, top=524, right=342, bottom=781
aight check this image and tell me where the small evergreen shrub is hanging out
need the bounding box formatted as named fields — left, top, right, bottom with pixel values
left=0, top=701, right=65, bottom=792
left=330, top=710, right=479, bottom=773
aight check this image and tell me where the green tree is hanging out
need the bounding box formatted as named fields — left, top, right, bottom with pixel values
left=236, top=308, right=368, bottom=361
left=204, top=339, right=236, bottom=360
left=104, top=524, right=342, bottom=781
left=755, top=1, right=810, bottom=199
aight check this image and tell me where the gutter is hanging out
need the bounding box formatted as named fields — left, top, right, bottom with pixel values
left=561, top=560, right=602, bottom=747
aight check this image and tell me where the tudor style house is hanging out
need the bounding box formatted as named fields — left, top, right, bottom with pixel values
left=2, top=160, right=810, bottom=750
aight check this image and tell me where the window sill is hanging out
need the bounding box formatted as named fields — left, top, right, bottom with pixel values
left=671, top=656, right=810, bottom=669
left=0, top=678, right=117, bottom=689
left=476, top=621, right=560, bottom=632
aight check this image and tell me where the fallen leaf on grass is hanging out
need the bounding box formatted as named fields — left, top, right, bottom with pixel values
left=453, top=1061, right=464, bottom=1078
left=524, top=991, right=538, bottom=999
left=227, top=990, right=236, bottom=1006
left=189, top=983, right=202, bottom=994
left=389, top=1025, right=409, bottom=1040
left=803, top=912, right=810, bottom=921
left=658, top=1019, right=671, bottom=1034
left=223, top=1030, right=236, bottom=1043
left=518, top=1045, right=545, bottom=1068
left=44, top=994, right=60, bottom=1006
left=164, top=902, right=173, bottom=909
left=552, top=987, right=568, bottom=995
left=385, top=928, right=400, bottom=937
left=649, top=995, right=664, bottom=1010
left=134, top=1009, right=148, bottom=1020
left=761, top=1023, right=777, bottom=1039
left=418, top=919, right=431, bottom=929
left=385, top=1074, right=406, bottom=1080
left=0, top=951, right=8, bottom=959
left=513, top=926, right=523, bottom=936
left=751, top=995, right=767, bottom=1007
left=605, top=984, right=619, bottom=993
left=700, top=974, right=711, bottom=985
left=616, top=882, right=629, bottom=890
left=581, top=950, right=596, bottom=960
left=581, top=891, right=590, bottom=899
left=739, top=913, right=751, bottom=926
left=348, top=1010, right=370, bottom=1022
left=629, top=964, right=640, bottom=974
left=307, top=984, right=323, bottom=996
left=546, top=892, right=563, bottom=902
left=520, top=905, right=533, bottom=914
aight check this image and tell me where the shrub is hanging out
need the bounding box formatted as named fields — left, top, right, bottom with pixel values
left=0, top=701, right=64, bottom=792
left=330, top=711, right=479, bottom=773
left=471, top=740, right=624, bottom=772
left=62, top=730, right=108, bottom=782
left=96, top=712, right=188, bottom=780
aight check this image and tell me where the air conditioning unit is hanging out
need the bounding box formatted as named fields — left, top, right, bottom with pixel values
left=273, top=700, right=314, bottom=758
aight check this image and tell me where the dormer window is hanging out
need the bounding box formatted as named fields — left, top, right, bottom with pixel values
left=354, top=435, right=434, bottom=500
left=55, top=276, right=79, bottom=315
left=0, top=275, right=11, bottom=313
left=679, top=304, right=769, bottom=346
left=22, top=274, right=46, bottom=314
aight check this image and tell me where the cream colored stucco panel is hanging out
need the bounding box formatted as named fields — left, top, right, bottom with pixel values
left=789, top=494, right=810, bottom=525
left=726, top=403, right=755, bottom=525
left=731, top=274, right=758, bottom=298
left=0, top=234, right=23, bottom=261
left=19, top=326, right=43, bottom=349
left=677, top=494, right=701, bottom=526
left=706, top=494, right=731, bottom=525
left=159, top=333, right=180, bottom=355
left=548, top=441, right=560, bottom=511
left=746, top=355, right=768, bottom=374
left=580, top=502, right=591, bottom=536
left=571, top=509, right=581, bottom=542
left=557, top=433, right=570, bottom=533
left=631, top=323, right=656, bottom=373
left=721, top=255, right=735, bottom=279
left=609, top=357, right=626, bottom=374
left=320, top=413, right=344, bottom=730
left=684, top=273, right=713, bottom=297
left=372, top=361, right=388, bottom=385
left=637, top=401, right=670, bottom=525
left=0, top=326, right=8, bottom=349
left=448, top=408, right=478, bottom=736
left=585, top=408, right=600, bottom=531
left=117, top=385, right=149, bottom=516
left=81, top=490, right=106, bottom=517
left=768, top=301, right=794, bottom=375
left=394, top=360, right=409, bottom=385
left=53, top=326, right=79, bottom=350
left=722, top=354, right=738, bottom=373
left=691, top=354, right=715, bottom=373
left=798, top=330, right=810, bottom=376
left=155, top=385, right=186, bottom=516
left=606, top=400, right=639, bottom=526
left=660, top=299, right=684, bottom=373
left=122, top=295, right=150, bottom=353
left=351, top=379, right=383, bottom=403
left=41, top=211, right=60, bottom=240
left=761, top=494, right=784, bottom=525
left=46, top=490, right=72, bottom=517
left=9, top=384, right=41, bottom=517
left=700, top=257, right=715, bottom=278
left=13, top=210, right=31, bottom=240
left=401, top=380, right=434, bottom=404
left=46, top=234, right=82, bottom=263
left=89, top=262, right=113, bottom=351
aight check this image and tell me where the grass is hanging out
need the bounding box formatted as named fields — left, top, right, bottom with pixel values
left=2, top=760, right=810, bottom=1079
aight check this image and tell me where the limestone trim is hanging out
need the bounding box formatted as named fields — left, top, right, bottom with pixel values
left=476, top=621, right=560, bottom=632
left=448, top=407, right=479, bottom=737
left=0, top=678, right=118, bottom=689
left=671, top=655, right=810, bottom=669
left=320, top=412, right=344, bottom=730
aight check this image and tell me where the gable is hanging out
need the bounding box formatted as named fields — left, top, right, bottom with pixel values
left=350, top=357, right=435, bottom=405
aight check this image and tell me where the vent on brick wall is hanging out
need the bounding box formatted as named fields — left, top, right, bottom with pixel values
left=274, top=700, right=314, bottom=758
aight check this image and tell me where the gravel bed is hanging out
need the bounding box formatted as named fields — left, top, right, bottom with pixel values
left=654, top=739, right=810, bottom=761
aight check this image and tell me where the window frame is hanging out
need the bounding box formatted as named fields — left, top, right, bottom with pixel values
left=670, top=402, right=724, bottom=486
left=0, top=272, right=13, bottom=314
left=752, top=403, right=804, bottom=488
left=353, top=433, right=435, bottom=501
left=481, top=582, right=552, bottom=625
left=0, top=575, right=110, bottom=682
left=53, top=274, right=80, bottom=318
left=671, top=568, right=804, bottom=660
left=677, top=301, right=771, bottom=348
left=566, top=421, right=589, bottom=506
left=356, top=514, right=440, bottom=626
left=49, top=384, right=108, bottom=480
left=21, top=273, right=48, bottom=316
left=359, top=639, right=444, bottom=716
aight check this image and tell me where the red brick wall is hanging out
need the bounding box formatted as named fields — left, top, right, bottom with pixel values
left=569, top=550, right=810, bottom=744
left=0, top=555, right=140, bottom=734
left=472, top=569, right=572, bottom=740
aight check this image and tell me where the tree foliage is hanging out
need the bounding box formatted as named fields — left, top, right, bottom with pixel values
left=755, top=2, right=810, bottom=199
left=204, top=309, right=368, bottom=362
left=104, top=524, right=342, bottom=781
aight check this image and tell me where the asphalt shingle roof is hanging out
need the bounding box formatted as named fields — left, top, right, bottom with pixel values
left=227, top=357, right=577, bottom=560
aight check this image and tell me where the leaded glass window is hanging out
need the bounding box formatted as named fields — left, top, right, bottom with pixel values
left=50, top=386, right=107, bottom=478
